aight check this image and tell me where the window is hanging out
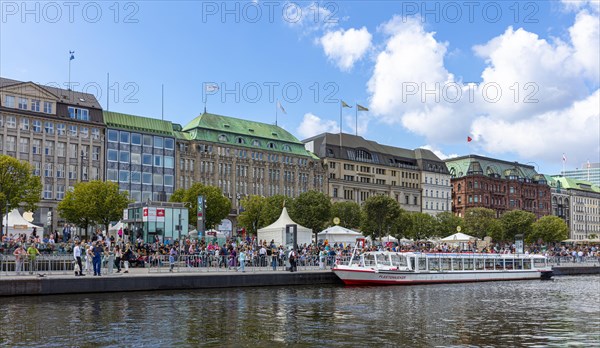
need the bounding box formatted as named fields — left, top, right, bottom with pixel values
left=131, top=153, right=141, bottom=165
left=164, top=175, right=174, bottom=187
left=162, top=138, right=173, bottom=150
left=18, top=97, right=27, bottom=109
left=107, top=149, right=118, bottom=162
left=80, top=127, right=89, bottom=138
left=108, top=130, right=118, bottom=142
left=142, top=154, right=152, bottom=166
left=119, top=151, right=130, bottom=163
left=68, top=107, right=89, bottom=121
left=32, top=120, right=42, bottom=133
left=69, top=125, right=77, bottom=137
left=282, top=145, right=292, bottom=152
left=19, top=138, right=29, bottom=153
left=131, top=133, right=142, bottom=145
left=44, top=141, right=54, bottom=156
left=44, top=163, right=53, bottom=177
left=142, top=173, right=152, bottom=184
left=153, top=174, right=163, bottom=185
left=252, top=139, right=261, bottom=147
left=43, top=101, right=53, bottom=113
left=107, top=169, right=118, bottom=182
left=57, top=142, right=66, bottom=157
left=120, top=131, right=130, bottom=144
left=4, top=95, right=15, bottom=108
left=218, top=134, right=228, bottom=142
left=30, top=99, right=40, bottom=112
left=164, top=156, right=174, bottom=169
left=56, top=185, right=65, bottom=200
left=154, top=155, right=163, bottom=167
left=56, top=164, right=65, bottom=178
left=6, top=115, right=16, bottom=128
left=119, top=170, right=129, bottom=182
left=154, top=136, right=163, bottom=148
left=131, top=171, right=141, bottom=184
left=44, top=121, right=54, bottom=134
left=57, top=124, right=66, bottom=135
left=32, top=139, right=41, bottom=154
left=143, top=135, right=152, bottom=147
left=20, top=118, right=29, bottom=131
left=92, top=146, right=100, bottom=161
left=43, top=184, right=53, bottom=199
left=267, top=142, right=276, bottom=149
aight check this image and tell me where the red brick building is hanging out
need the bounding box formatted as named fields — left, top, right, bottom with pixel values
left=445, top=155, right=551, bottom=219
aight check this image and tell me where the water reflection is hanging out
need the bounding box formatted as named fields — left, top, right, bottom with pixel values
left=0, top=276, right=598, bottom=347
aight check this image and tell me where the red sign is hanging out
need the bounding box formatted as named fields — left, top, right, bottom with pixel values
left=143, top=208, right=148, bottom=216
left=157, top=209, right=165, bottom=217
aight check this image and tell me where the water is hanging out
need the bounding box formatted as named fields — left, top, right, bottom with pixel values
left=0, top=276, right=598, bottom=347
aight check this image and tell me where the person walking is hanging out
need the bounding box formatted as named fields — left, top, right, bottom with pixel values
left=26, top=243, right=40, bottom=274
left=123, top=244, right=132, bottom=273
left=73, top=241, right=84, bottom=276
left=271, top=247, right=278, bottom=271
left=13, top=244, right=26, bottom=275
left=92, top=242, right=103, bottom=276
left=169, top=245, right=177, bottom=272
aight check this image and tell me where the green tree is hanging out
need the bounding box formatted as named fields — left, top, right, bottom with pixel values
left=528, top=216, right=569, bottom=243
left=330, top=201, right=361, bottom=229
left=500, top=210, right=536, bottom=242
left=85, top=181, right=131, bottom=235
left=404, top=212, right=438, bottom=240
left=237, top=195, right=268, bottom=236
left=261, top=195, right=289, bottom=226
left=170, top=183, right=231, bottom=230
left=361, top=195, right=401, bottom=240
left=0, top=155, right=42, bottom=237
left=464, top=207, right=502, bottom=239
left=57, top=182, right=96, bottom=238
left=435, top=212, right=464, bottom=238
left=291, top=190, right=332, bottom=243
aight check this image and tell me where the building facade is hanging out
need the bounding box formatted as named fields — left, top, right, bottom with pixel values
left=561, top=162, right=600, bottom=187
left=103, top=111, right=177, bottom=202
left=445, top=155, right=552, bottom=219
left=303, top=133, right=449, bottom=213
left=547, top=176, right=600, bottom=240
left=415, top=149, right=452, bottom=215
left=0, top=77, right=105, bottom=232
left=176, top=112, right=326, bottom=226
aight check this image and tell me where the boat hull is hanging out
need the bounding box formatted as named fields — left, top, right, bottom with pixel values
left=333, top=268, right=552, bottom=285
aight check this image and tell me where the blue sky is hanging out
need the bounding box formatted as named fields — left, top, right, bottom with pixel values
left=1, top=0, right=598, bottom=175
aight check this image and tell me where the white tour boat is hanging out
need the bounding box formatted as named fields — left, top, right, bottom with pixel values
left=333, top=251, right=553, bottom=285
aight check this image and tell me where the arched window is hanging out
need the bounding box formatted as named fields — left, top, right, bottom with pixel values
left=236, top=137, right=245, bottom=144
left=252, top=139, right=261, bottom=147
left=282, top=145, right=292, bottom=152
left=218, top=134, right=228, bottom=142
left=267, top=142, right=276, bottom=149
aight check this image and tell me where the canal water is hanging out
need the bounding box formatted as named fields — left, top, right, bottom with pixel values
left=0, top=275, right=598, bottom=347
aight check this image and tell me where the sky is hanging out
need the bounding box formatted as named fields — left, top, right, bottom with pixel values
left=1, top=0, right=599, bottom=176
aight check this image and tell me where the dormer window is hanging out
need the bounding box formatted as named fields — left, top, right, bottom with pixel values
left=218, top=134, right=229, bottom=142
left=223, top=124, right=230, bottom=128
left=252, top=139, right=261, bottom=147
left=249, top=128, right=255, bottom=132
left=236, top=137, right=245, bottom=144
left=267, top=142, right=276, bottom=149
left=282, top=145, right=292, bottom=152
left=68, top=107, right=89, bottom=121
left=271, top=132, right=278, bottom=137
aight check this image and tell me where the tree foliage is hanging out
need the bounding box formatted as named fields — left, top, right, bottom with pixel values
left=330, top=201, right=361, bottom=229
left=57, top=182, right=96, bottom=236
left=528, top=216, right=569, bottom=243
left=291, top=190, right=332, bottom=242
left=170, top=183, right=231, bottom=230
left=404, top=212, right=438, bottom=240
left=360, top=195, right=401, bottom=240
left=500, top=210, right=536, bottom=242
left=0, top=156, right=42, bottom=235
left=464, top=207, right=501, bottom=239
left=237, top=195, right=268, bottom=235
left=435, top=211, right=464, bottom=238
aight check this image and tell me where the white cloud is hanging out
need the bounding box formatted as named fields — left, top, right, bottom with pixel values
left=284, top=2, right=338, bottom=35
left=319, top=27, right=372, bottom=71
left=419, top=145, right=458, bottom=160
left=561, top=0, right=600, bottom=13
left=366, top=11, right=600, bottom=168
left=297, top=113, right=339, bottom=139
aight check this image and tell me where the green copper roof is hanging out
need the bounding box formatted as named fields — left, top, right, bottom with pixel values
left=103, top=111, right=175, bottom=136
left=182, top=112, right=317, bottom=158
left=551, top=176, right=600, bottom=193
left=445, top=155, right=541, bottom=180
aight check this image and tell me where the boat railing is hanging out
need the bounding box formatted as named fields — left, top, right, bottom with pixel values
left=547, top=256, right=600, bottom=267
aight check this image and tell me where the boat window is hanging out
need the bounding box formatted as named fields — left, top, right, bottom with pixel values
left=376, top=253, right=390, bottom=266
left=350, top=255, right=363, bottom=267
left=418, top=257, right=427, bottom=271
left=440, top=258, right=451, bottom=271
left=515, top=259, right=523, bottom=270
left=409, top=257, right=415, bottom=271
left=464, top=258, right=474, bottom=270
left=485, top=259, right=495, bottom=270
left=391, top=254, right=407, bottom=267
left=364, top=254, right=376, bottom=267
left=429, top=258, right=440, bottom=271
left=452, top=258, right=463, bottom=271
left=475, top=258, right=485, bottom=270
left=505, top=259, right=514, bottom=270
left=533, top=259, right=546, bottom=268
left=523, top=259, right=531, bottom=269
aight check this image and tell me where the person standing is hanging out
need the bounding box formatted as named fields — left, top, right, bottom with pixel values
left=169, top=245, right=177, bottom=272
left=123, top=244, right=132, bottom=273
left=288, top=248, right=297, bottom=272
left=73, top=241, right=83, bottom=276
left=26, top=243, right=40, bottom=274
left=114, top=245, right=122, bottom=273
left=85, top=245, right=93, bottom=275
left=237, top=248, right=246, bottom=272
left=92, top=242, right=103, bottom=276
left=271, top=247, right=278, bottom=271
left=13, top=244, right=26, bottom=275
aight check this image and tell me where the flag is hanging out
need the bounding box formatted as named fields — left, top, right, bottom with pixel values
left=562, top=153, right=567, bottom=162
left=357, top=104, right=369, bottom=111
left=341, top=100, right=352, bottom=108
left=467, top=136, right=472, bottom=142
left=205, top=84, right=219, bottom=92
left=69, top=51, right=75, bottom=60
left=277, top=100, right=286, bottom=114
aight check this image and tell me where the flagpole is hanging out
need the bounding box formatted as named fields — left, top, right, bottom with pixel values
left=161, top=84, right=164, bottom=121
left=562, top=154, right=565, bottom=175
left=275, top=99, right=278, bottom=127
left=106, top=73, right=110, bottom=111
left=339, top=100, right=343, bottom=154
left=68, top=54, right=72, bottom=91
left=355, top=102, right=358, bottom=136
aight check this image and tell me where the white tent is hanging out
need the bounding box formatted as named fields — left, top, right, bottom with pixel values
left=257, top=207, right=312, bottom=247
left=2, top=209, right=42, bottom=237
left=318, top=225, right=364, bottom=246
left=366, top=235, right=397, bottom=243
left=109, top=221, right=125, bottom=233
left=440, top=232, right=478, bottom=243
